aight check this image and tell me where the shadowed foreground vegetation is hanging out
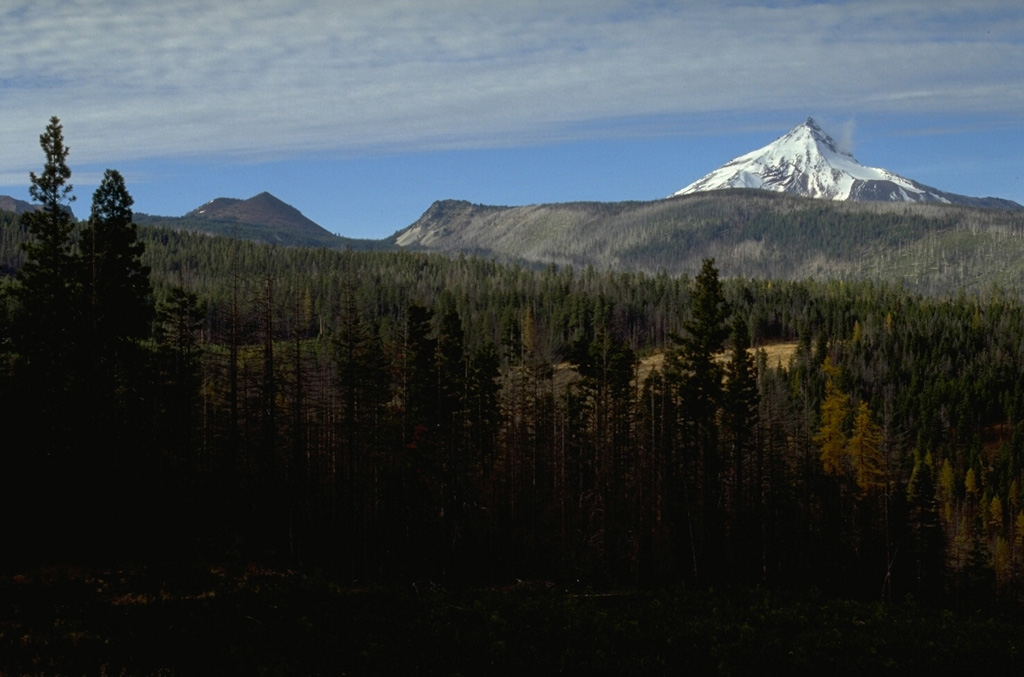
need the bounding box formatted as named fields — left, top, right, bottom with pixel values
left=2, top=565, right=1023, bottom=676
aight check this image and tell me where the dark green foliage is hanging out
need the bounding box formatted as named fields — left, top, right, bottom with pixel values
left=77, top=169, right=154, bottom=474
left=3, top=121, right=159, bottom=561
left=80, top=169, right=152, bottom=353
left=724, top=315, right=761, bottom=576
left=3, top=570, right=1023, bottom=676
left=153, top=286, right=206, bottom=454
left=403, top=302, right=438, bottom=441
left=905, top=451, right=946, bottom=599
left=9, top=117, right=81, bottom=428
left=4, top=119, right=87, bottom=549
left=666, top=258, right=731, bottom=584
left=673, top=258, right=730, bottom=417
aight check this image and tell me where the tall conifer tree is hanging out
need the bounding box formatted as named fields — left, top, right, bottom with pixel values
left=7, top=117, right=83, bottom=557
left=79, top=169, right=154, bottom=459
left=668, top=258, right=730, bottom=583
left=11, top=117, right=81, bottom=460
left=14, top=117, right=79, bottom=380
left=80, top=168, right=152, bottom=357
left=724, top=315, right=760, bottom=575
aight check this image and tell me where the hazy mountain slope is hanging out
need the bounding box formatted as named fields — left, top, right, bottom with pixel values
left=136, top=192, right=384, bottom=250
left=185, top=192, right=327, bottom=235
left=392, top=191, right=1024, bottom=293
left=0, top=195, right=40, bottom=215
left=673, top=118, right=1022, bottom=210
left=0, top=194, right=77, bottom=219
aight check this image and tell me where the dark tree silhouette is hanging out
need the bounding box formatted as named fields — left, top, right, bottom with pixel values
left=11, top=117, right=81, bottom=453
left=668, top=258, right=730, bottom=584
left=80, top=169, right=152, bottom=357
left=4, top=117, right=84, bottom=559
left=9, top=118, right=82, bottom=466
left=78, top=169, right=154, bottom=462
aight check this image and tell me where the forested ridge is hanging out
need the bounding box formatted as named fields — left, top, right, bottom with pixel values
left=133, top=209, right=385, bottom=251
left=5, top=120, right=1024, bottom=613
left=396, top=192, right=1024, bottom=295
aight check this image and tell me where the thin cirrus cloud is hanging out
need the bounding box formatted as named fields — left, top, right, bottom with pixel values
left=2, top=0, right=1023, bottom=174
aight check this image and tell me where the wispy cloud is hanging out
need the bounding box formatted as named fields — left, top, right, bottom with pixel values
left=3, top=0, right=1022, bottom=175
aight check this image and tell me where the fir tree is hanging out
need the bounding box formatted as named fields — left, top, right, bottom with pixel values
left=723, top=315, right=760, bottom=576
left=79, top=168, right=152, bottom=357
left=667, top=258, right=730, bottom=583
left=5, top=117, right=84, bottom=558
left=10, top=117, right=82, bottom=460
left=78, top=169, right=154, bottom=458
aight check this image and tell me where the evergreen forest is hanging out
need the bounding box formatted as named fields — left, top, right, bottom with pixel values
left=4, top=118, right=1024, bottom=673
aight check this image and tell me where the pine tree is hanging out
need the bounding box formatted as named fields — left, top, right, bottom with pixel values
left=667, top=258, right=730, bottom=583
left=401, top=302, right=440, bottom=576
left=78, top=169, right=154, bottom=459
left=79, top=169, right=152, bottom=357
left=154, top=286, right=205, bottom=451
left=723, top=315, right=760, bottom=577
left=905, top=450, right=945, bottom=598
left=435, top=303, right=469, bottom=576
left=724, top=315, right=759, bottom=508
left=333, top=284, right=391, bottom=576
left=10, top=117, right=82, bottom=462
left=6, top=116, right=84, bottom=558
left=12, top=117, right=80, bottom=385
left=676, top=259, right=730, bottom=448
left=22, top=116, right=76, bottom=279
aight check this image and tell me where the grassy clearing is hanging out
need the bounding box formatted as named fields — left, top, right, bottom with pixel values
left=636, top=341, right=798, bottom=382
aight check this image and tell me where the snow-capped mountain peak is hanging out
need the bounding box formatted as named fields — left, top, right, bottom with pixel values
left=672, top=118, right=1022, bottom=209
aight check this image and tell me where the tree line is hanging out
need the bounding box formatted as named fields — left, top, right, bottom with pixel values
left=4, top=119, right=1024, bottom=609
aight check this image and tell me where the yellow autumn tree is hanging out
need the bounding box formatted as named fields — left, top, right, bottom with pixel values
left=1015, top=511, right=1024, bottom=553
left=993, top=536, right=1011, bottom=591
left=938, top=458, right=956, bottom=523
left=847, top=401, right=885, bottom=495
left=988, top=494, right=1005, bottom=534
left=965, top=468, right=979, bottom=498
left=813, top=359, right=885, bottom=498
left=814, top=357, right=850, bottom=476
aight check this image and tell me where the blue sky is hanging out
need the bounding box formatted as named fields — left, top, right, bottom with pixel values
left=2, top=1, right=1022, bottom=239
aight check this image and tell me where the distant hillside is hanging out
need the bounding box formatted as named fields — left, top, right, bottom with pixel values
left=0, top=196, right=37, bottom=215
left=0, top=194, right=76, bottom=220
left=392, top=190, right=1024, bottom=294
left=185, top=192, right=326, bottom=235
left=137, top=192, right=384, bottom=250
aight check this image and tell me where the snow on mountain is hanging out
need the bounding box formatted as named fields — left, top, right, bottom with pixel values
left=672, top=118, right=1021, bottom=209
